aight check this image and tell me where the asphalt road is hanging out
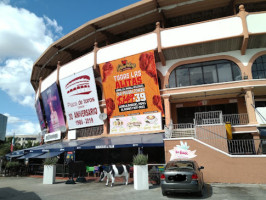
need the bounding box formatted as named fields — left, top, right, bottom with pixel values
left=0, top=177, right=266, bottom=200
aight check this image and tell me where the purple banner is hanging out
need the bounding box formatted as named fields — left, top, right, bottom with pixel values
left=35, top=99, right=46, bottom=131
left=41, top=83, right=66, bottom=133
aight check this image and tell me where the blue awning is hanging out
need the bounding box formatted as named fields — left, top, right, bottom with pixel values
left=17, top=152, right=44, bottom=159
left=258, top=127, right=266, bottom=136
left=34, top=151, right=63, bottom=159
left=77, top=133, right=164, bottom=150
left=5, top=153, right=23, bottom=158
left=13, top=133, right=164, bottom=154
left=5, top=150, right=25, bottom=158
left=27, top=139, right=90, bottom=153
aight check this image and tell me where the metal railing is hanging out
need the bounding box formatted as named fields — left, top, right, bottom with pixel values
left=171, top=123, right=195, bottom=138
left=164, top=110, right=263, bottom=155
left=228, top=139, right=256, bottom=155
left=194, top=111, right=223, bottom=125
left=223, top=113, right=249, bottom=125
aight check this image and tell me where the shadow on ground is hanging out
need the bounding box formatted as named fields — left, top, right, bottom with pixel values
left=158, top=183, right=213, bottom=199
left=0, top=187, right=41, bottom=200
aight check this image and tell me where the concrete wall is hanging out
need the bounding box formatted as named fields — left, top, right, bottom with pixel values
left=195, top=124, right=228, bottom=153
left=164, top=138, right=266, bottom=184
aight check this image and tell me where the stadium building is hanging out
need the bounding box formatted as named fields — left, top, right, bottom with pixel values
left=25, top=0, right=266, bottom=183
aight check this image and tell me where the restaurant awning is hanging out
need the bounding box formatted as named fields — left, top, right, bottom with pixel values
left=77, top=133, right=164, bottom=150
left=5, top=153, right=24, bottom=158
left=34, top=151, right=63, bottom=159
left=5, top=150, right=25, bottom=158
left=16, top=133, right=164, bottom=153
left=28, top=139, right=91, bottom=153
left=17, top=152, right=45, bottom=159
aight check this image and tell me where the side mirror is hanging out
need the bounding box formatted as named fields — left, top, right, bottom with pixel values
left=198, top=166, right=204, bottom=170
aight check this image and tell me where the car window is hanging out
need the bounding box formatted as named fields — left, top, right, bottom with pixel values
left=165, top=161, right=194, bottom=170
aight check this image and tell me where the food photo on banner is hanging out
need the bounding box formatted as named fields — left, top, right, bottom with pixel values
left=99, top=50, right=164, bottom=134
left=41, top=83, right=66, bottom=133
left=35, top=98, right=46, bottom=131
left=59, top=67, right=103, bottom=129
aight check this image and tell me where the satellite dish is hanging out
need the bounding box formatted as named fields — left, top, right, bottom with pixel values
left=99, top=113, right=107, bottom=121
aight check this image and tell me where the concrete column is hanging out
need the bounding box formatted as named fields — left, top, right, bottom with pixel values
left=244, top=87, right=257, bottom=124
left=163, top=95, right=171, bottom=126
left=252, top=133, right=261, bottom=154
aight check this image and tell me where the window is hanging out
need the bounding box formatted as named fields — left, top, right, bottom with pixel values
left=169, top=59, right=241, bottom=88
left=252, top=55, right=266, bottom=79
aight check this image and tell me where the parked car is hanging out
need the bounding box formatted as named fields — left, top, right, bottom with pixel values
left=160, top=159, right=204, bottom=196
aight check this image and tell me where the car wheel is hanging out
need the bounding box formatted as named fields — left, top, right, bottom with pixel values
left=162, top=190, right=167, bottom=196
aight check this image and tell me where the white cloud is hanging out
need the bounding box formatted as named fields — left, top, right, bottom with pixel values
left=0, top=58, right=35, bottom=107
left=0, top=2, right=63, bottom=107
left=0, top=2, right=59, bottom=59
left=4, top=113, right=40, bottom=135
left=3, top=113, right=26, bottom=124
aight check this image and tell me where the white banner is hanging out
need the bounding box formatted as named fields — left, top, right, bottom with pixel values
left=44, top=131, right=61, bottom=142
left=68, top=130, right=77, bottom=140
left=110, top=112, right=162, bottom=134
left=60, top=67, right=103, bottom=129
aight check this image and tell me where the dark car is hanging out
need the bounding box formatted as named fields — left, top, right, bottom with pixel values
left=160, top=159, right=204, bottom=196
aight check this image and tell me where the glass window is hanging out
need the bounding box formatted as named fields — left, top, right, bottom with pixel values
left=217, top=63, right=233, bottom=82
left=190, top=67, right=203, bottom=85
left=252, top=55, right=266, bottom=79
left=177, top=68, right=190, bottom=87
left=169, top=59, right=241, bottom=88
left=169, top=72, right=176, bottom=88
left=203, top=65, right=217, bottom=84
left=263, top=55, right=266, bottom=63
left=232, top=64, right=242, bottom=81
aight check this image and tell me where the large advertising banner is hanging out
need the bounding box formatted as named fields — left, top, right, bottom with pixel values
left=41, top=83, right=66, bottom=133
left=35, top=99, right=46, bottom=131
left=99, top=50, right=163, bottom=119
left=99, top=50, right=163, bottom=134
left=60, top=67, right=103, bottom=129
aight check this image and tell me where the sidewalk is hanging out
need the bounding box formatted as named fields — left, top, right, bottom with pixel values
left=1, top=176, right=266, bottom=200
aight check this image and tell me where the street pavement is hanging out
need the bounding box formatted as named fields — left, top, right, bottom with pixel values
left=0, top=176, right=266, bottom=200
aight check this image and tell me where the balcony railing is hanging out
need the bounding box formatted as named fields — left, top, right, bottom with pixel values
left=171, top=123, right=195, bottom=138
left=223, top=113, right=249, bottom=125
left=228, top=139, right=256, bottom=155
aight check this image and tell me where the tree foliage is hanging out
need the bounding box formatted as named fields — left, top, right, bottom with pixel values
left=0, top=137, right=40, bottom=156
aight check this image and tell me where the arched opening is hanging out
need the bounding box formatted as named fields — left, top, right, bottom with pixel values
left=169, top=59, right=242, bottom=88
left=252, top=55, right=266, bottom=79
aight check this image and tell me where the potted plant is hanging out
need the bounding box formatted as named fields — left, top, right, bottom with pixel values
left=43, top=156, right=58, bottom=184
left=133, top=154, right=149, bottom=190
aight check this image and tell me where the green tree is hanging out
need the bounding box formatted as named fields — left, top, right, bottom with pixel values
left=24, top=141, right=33, bottom=148
left=0, top=142, right=11, bottom=156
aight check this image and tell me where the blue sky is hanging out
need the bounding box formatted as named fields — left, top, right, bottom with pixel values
left=0, top=0, right=139, bottom=136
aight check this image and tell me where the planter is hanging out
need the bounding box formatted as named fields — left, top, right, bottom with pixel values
left=43, top=165, right=56, bottom=184
left=133, top=165, right=149, bottom=190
